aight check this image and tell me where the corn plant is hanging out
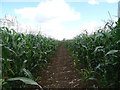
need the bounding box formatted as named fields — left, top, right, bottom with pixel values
left=65, top=19, right=120, bottom=88
left=1, top=27, right=59, bottom=89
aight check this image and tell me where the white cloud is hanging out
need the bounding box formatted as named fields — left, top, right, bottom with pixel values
left=87, top=0, right=119, bottom=4
left=88, top=0, right=98, bottom=5
left=106, top=0, right=119, bottom=3
left=2, top=0, right=119, bottom=3
left=40, top=20, right=80, bottom=40
left=14, top=0, right=80, bottom=40
left=79, top=21, right=103, bottom=34
left=14, top=0, right=80, bottom=23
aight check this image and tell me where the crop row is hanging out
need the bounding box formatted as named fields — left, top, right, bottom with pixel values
left=0, top=27, right=59, bottom=89
left=65, top=19, right=120, bottom=88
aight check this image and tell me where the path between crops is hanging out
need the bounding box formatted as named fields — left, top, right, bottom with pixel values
left=38, top=44, right=84, bottom=88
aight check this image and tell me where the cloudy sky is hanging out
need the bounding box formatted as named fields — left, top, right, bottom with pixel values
left=0, top=0, right=118, bottom=40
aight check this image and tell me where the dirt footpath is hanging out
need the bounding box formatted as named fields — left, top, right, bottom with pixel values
left=38, top=44, right=83, bottom=88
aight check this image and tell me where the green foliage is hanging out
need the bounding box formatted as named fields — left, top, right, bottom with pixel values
left=5, top=77, right=43, bottom=90
left=1, top=27, right=59, bottom=89
left=65, top=19, right=120, bottom=88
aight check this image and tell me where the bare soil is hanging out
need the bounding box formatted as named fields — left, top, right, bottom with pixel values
left=38, top=44, right=84, bottom=88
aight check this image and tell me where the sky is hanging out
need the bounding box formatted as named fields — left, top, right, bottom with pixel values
left=0, top=0, right=119, bottom=40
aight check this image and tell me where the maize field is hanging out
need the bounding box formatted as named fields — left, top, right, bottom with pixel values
left=0, top=19, right=120, bottom=89
left=65, top=19, right=120, bottom=88
left=0, top=27, right=59, bottom=89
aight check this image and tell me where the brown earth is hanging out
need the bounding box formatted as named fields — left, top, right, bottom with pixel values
left=38, top=44, right=84, bottom=89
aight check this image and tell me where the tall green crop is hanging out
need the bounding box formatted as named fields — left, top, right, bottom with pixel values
left=65, top=19, right=120, bottom=88
left=1, top=27, right=59, bottom=89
